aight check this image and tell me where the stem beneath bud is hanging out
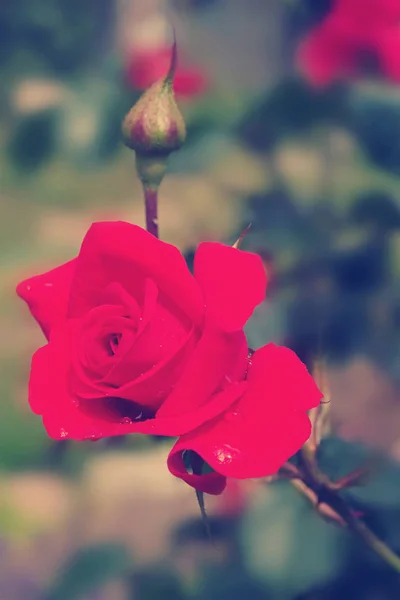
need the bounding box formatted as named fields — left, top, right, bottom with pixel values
left=135, top=154, right=169, bottom=239
left=144, top=185, right=159, bottom=238
left=136, top=154, right=168, bottom=189
left=123, top=38, right=186, bottom=240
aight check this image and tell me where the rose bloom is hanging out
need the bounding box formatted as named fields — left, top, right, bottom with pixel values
left=17, top=222, right=322, bottom=493
left=298, top=0, right=400, bottom=86
left=125, top=47, right=209, bottom=99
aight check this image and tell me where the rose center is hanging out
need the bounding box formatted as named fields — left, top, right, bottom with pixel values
left=109, top=333, right=122, bottom=355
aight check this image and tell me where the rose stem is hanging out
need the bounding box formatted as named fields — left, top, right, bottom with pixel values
left=190, top=451, right=213, bottom=541
left=144, top=184, right=159, bottom=238
left=135, top=153, right=167, bottom=240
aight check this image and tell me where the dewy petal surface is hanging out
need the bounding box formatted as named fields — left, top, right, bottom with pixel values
left=168, top=343, right=323, bottom=493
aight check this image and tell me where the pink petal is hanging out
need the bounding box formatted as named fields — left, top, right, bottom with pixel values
left=194, top=242, right=267, bottom=331
left=168, top=451, right=227, bottom=495
left=156, top=328, right=248, bottom=418
left=29, top=322, right=248, bottom=440
left=68, top=222, right=204, bottom=326
left=167, top=344, right=323, bottom=492
left=248, top=344, right=322, bottom=412
left=17, top=259, right=76, bottom=339
left=377, top=29, right=400, bottom=83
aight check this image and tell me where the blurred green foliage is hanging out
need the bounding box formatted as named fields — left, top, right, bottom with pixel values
left=0, top=0, right=113, bottom=78
left=45, top=543, right=130, bottom=600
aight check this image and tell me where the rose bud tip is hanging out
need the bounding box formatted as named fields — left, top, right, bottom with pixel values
left=121, top=38, right=186, bottom=160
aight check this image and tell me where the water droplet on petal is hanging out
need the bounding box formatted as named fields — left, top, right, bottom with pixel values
left=214, top=444, right=238, bottom=465
left=121, top=417, right=132, bottom=425
left=224, top=410, right=241, bottom=422
left=44, top=282, right=53, bottom=288
left=72, top=398, right=80, bottom=408
left=59, top=428, right=68, bottom=438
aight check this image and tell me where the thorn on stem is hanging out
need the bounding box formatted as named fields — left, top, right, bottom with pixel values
left=233, top=223, right=252, bottom=249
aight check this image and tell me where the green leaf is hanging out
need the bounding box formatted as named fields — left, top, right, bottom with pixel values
left=45, top=543, right=131, bottom=600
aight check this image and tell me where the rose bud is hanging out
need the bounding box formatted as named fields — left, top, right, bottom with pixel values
left=122, top=41, right=186, bottom=189
left=122, top=43, right=186, bottom=150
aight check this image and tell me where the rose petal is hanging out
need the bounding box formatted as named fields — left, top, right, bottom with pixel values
left=29, top=322, right=247, bottom=440
left=17, top=259, right=76, bottom=339
left=70, top=326, right=197, bottom=409
left=131, top=380, right=248, bottom=437
left=194, top=243, right=267, bottom=331
left=377, top=29, right=400, bottom=83
left=68, top=222, right=204, bottom=326
left=167, top=343, right=323, bottom=493
left=168, top=451, right=227, bottom=495
left=101, top=282, right=142, bottom=321
left=104, top=288, right=191, bottom=387
left=248, top=344, right=322, bottom=412
left=28, top=322, right=142, bottom=440
left=156, top=328, right=248, bottom=418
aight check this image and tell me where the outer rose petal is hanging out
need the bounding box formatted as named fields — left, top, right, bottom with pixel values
left=194, top=243, right=267, bottom=331
left=168, top=451, right=227, bottom=495
left=29, top=322, right=248, bottom=440
left=17, top=259, right=76, bottom=339
left=69, top=222, right=204, bottom=326
left=248, top=344, right=322, bottom=412
left=167, top=344, right=323, bottom=494
left=377, top=29, right=400, bottom=83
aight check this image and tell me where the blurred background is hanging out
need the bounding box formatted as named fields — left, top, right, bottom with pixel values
left=1, top=0, right=400, bottom=597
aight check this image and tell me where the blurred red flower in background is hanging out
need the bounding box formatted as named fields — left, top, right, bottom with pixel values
left=125, top=46, right=209, bottom=99
left=298, top=0, right=400, bottom=86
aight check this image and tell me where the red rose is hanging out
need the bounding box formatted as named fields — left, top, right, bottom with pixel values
left=17, top=221, right=265, bottom=439
left=125, top=47, right=209, bottom=99
left=17, top=221, right=322, bottom=493
left=298, top=0, right=400, bottom=86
